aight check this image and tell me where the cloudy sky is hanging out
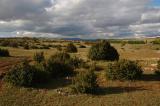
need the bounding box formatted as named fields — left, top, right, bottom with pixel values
left=0, top=0, right=160, bottom=39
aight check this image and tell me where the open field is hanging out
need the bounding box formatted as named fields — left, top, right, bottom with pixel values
left=0, top=38, right=160, bottom=106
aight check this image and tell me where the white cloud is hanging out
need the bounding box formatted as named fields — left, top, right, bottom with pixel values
left=0, top=0, right=160, bottom=38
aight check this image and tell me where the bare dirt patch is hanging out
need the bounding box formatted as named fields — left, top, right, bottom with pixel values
left=0, top=56, right=32, bottom=76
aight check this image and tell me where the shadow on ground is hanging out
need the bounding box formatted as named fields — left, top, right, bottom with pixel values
left=141, top=74, right=160, bottom=81
left=32, top=78, right=72, bottom=90
left=94, top=86, right=146, bottom=95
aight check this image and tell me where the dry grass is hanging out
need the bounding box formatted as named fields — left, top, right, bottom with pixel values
left=0, top=42, right=160, bottom=106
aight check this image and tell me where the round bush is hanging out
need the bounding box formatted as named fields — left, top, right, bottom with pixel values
left=4, top=61, right=34, bottom=86
left=69, top=57, right=86, bottom=69
left=71, top=70, right=98, bottom=94
left=0, top=48, right=10, bottom=57
left=46, top=52, right=74, bottom=78
left=66, top=43, right=77, bottom=53
left=33, top=52, right=45, bottom=63
left=155, top=60, right=160, bottom=76
left=88, top=40, right=119, bottom=61
left=33, top=63, right=51, bottom=84
left=4, top=60, right=51, bottom=87
left=24, top=43, right=29, bottom=50
left=106, top=59, right=143, bottom=80
left=51, top=52, right=71, bottom=62
left=79, top=45, right=86, bottom=48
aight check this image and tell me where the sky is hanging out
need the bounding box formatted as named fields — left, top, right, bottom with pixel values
left=151, top=0, right=160, bottom=7
left=0, top=0, right=160, bottom=39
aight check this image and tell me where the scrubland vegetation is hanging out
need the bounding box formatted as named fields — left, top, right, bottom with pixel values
left=0, top=37, right=160, bottom=106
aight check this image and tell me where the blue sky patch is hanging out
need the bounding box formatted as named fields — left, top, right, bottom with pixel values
left=151, top=0, right=160, bottom=7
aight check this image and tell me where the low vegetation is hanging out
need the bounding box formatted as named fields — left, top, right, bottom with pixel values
left=33, top=52, right=45, bottom=63
left=88, top=40, right=119, bottom=61
left=0, top=48, right=10, bottom=57
left=69, top=57, right=86, bottom=69
left=79, top=45, right=86, bottom=48
left=4, top=60, right=35, bottom=87
left=106, top=59, right=143, bottom=80
left=71, top=70, right=98, bottom=94
left=0, top=38, right=160, bottom=106
left=4, top=59, right=51, bottom=87
left=65, top=43, right=78, bottom=53
left=46, top=52, right=74, bottom=78
left=155, top=60, right=160, bottom=76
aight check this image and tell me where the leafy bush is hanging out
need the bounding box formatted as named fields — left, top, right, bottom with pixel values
left=152, top=39, right=160, bottom=44
left=51, top=52, right=71, bottom=62
left=66, top=43, right=77, bottom=53
left=121, top=41, right=127, bottom=47
left=0, top=40, right=10, bottom=47
left=89, top=62, right=103, bottom=71
left=33, top=63, right=51, bottom=84
left=155, top=60, right=160, bottom=76
left=30, top=45, right=39, bottom=49
left=0, top=48, right=10, bottom=57
left=9, top=42, right=18, bottom=48
left=71, top=70, right=98, bottom=94
left=106, top=59, right=143, bottom=80
left=69, top=57, right=86, bottom=68
left=24, top=43, right=29, bottom=49
left=46, top=52, right=73, bottom=78
left=79, top=45, right=86, bottom=48
left=4, top=60, right=34, bottom=86
left=33, top=52, right=45, bottom=63
left=88, top=40, right=119, bottom=61
left=157, top=60, right=160, bottom=69
left=56, top=45, right=62, bottom=51
left=4, top=60, right=51, bottom=87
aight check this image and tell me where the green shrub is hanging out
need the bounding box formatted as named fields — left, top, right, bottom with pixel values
left=71, top=70, right=98, bottom=94
left=40, top=45, right=50, bottom=49
left=121, top=41, right=127, bottom=47
left=106, top=59, right=143, bottom=80
left=4, top=60, right=34, bottom=86
left=157, top=60, right=160, bottom=69
left=33, top=63, right=51, bottom=84
left=0, top=40, right=10, bottom=47
left=33, top=52, right=45, bottom=63
left=4, top=60, right=51, bottom=87
left=9, top=42, right=18, bottom=48
left=152, top=39, right=160, bottom=44
left=88, top=40, right=119, bottom=61
left=30, top=45, right=39, bottom=49
left=24, top=43, right=29, bottom=49
left=66, top=43, right=77, bottom=53
left=0, top=48, right=10, bottom=57
left=79, top=45, right=86, bottom=48
left=46, top=52, right=73, bottom=78
left=51, top=52, right=71, bottom=62
left=56, top=45, right=62, bottom=51
left=69, top=57, right=86, bottom=69
left=89, top=62, right=102, bottom=71
left=155, top=60, right=160, bottom=76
